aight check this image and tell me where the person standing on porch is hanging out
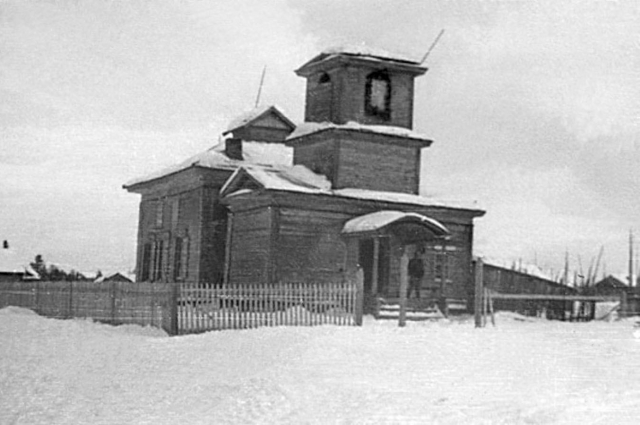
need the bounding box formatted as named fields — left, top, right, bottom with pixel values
left=408, top=251, right=424, bottom=299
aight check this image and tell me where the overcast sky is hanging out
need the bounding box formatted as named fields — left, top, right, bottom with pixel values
left=2, top=0, right=639, bottom=278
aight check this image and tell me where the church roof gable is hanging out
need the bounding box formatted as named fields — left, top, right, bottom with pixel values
left=223, top=105, right=295, bottom=136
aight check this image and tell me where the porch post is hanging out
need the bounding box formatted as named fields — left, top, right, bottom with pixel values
left=371, top=237, right=380, bottom=295
left=399, top=247, right=409, bottom=327
left=474, top=257, right=484, bottom=328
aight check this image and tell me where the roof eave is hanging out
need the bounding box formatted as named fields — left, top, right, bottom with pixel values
left=124, top=163, right=237, bottom=193
left=296, top=54, right=428, bottom=77
left=285, top=127, right=433, bottom=148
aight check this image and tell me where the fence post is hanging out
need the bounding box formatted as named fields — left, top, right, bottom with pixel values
left=68, top=281, right=74, bottom=319
left=474, top=257, right=484, bottom=328
left=111, top=281, right=117, bottom=324
left=355, top=267, right=364, bottom=326
left=34, top=281, right=40, bottom=314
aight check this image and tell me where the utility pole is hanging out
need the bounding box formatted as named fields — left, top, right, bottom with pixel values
left=629, top=229, right=635, bottom=288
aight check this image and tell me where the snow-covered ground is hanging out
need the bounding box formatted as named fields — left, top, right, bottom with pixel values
left=2, top=307, right=640, bottom=424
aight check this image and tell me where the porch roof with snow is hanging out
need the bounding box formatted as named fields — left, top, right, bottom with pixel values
left=341, top=211, right=450, bottom=239
left=220, top=164, right=484, bottom=213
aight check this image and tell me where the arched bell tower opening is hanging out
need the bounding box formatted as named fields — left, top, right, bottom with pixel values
left=364, top=69, right=391, bottom=121
left=295, top=48, right=427, bottom=129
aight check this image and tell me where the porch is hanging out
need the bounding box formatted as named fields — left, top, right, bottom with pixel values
left=342, top=210, right=465, bottom=319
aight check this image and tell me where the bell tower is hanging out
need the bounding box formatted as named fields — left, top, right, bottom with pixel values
left=295, top=47, right=427, bottom=129
left=289, top=47, right=432, bottom=195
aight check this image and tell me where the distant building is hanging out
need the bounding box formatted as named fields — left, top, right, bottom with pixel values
left=0, top=240, right=39, bottom=282
left=95, top=272, right=134, bottom=283
left=125, top=47, right=485, bottom=312
left=481, top=258, right=577, bottom=319
left=588, top=274, right=640, bottom=296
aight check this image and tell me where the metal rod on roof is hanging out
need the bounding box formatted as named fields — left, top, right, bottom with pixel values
left=254, top=65, right=267, bottom=108
left=420, top=29, right=445, bottom=64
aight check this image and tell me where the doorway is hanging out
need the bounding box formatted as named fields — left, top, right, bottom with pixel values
left=358, top=237, right=390, bottom=296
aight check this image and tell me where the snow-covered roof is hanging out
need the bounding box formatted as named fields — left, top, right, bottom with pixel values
left=295, top=44, right=427, bottom=78
left=482, top=257, right=555, bottom=282
left=95, top=272, right=134, bottom=283
left=286, top=121, right=432, bottom=145
left=342, top=211, right=449, bottom=237
left=124, top=141, right=293, bottom=188
left=220, top=164, right=331, bottom=196
left=221, top=164, right=483, bottom=212
left=601, top=274, right=634, bottom=287
left=320, top=44, right=420, bottom=64
left=223, top=105, right=295, bottom=135
left=333, top=189, right=480, bottom=211
left=0, top=248, right=39, bottom=278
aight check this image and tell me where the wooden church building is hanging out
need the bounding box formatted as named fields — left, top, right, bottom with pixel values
left=124, top=47, right=485, bottom=311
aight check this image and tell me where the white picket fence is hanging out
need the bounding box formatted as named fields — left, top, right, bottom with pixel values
left=177, top=281, right=362, bottom=334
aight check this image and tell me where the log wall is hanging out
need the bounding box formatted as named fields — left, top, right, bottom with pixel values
left=227, top=208, right=272, bottom=284
left=336, top=137, right=419, bottom=193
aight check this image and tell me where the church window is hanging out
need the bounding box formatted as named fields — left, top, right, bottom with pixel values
left=318, top=72, right=331, bottom=84
left=155, top=200, right=164, bottom=228
left=141, top=243, right=151, bottom=282
left=365, top=70, right=391, bottom=120
left=151, top=239, right=164, bottom=282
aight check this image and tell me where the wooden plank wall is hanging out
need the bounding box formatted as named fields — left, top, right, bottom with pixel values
left=277, top=208, right=349, bottom=284
left=228, top=208, right=271, bottom=284
left=337, top=138, right=419, bottom=194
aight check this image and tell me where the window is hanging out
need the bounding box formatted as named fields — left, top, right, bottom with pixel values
left=173, top=237, right=183, bottom=280
left=365, top=70, right=391, bottom=120
left=155, top=200, right=164, bottom=228
left=173, top=236, right=190, bottom=281
left=141, top=243, right=152, bottom=282
left=434, top=252, right=448, bottom=282
left=171, top=198, right=179, bottom=229
left=151, top=240, right=164, bottom=282
left=318, top=72, right=331, bottom=84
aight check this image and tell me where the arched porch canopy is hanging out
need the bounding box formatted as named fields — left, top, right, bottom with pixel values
left=342, top=210, right=450, bottom=242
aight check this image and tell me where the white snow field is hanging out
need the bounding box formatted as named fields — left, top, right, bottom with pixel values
left=2, top=307, right=640, bottom=424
